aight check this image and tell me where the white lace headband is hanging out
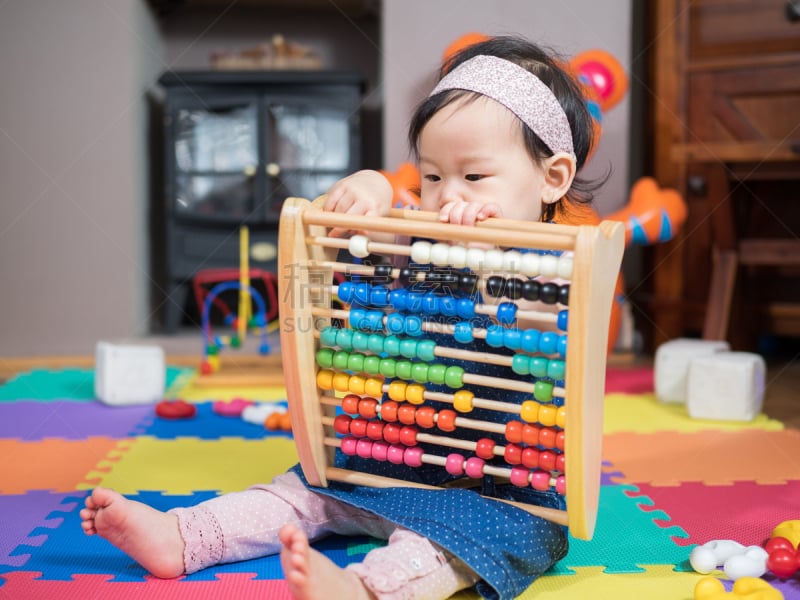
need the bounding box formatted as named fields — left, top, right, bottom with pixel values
left=430, top=54, right=575, bottom=158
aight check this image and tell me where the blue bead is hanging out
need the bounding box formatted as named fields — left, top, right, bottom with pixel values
left=503, top=327, right=521, bottom=350
left=349, top=308, right=366, bottom=330
left=456, top=298, right=475, bottom=319
left=352, top=331, right=370, bottom=352
left=354, top=282, right=371, bottom=305
left=386, top=313, right=405, bottom=335
left=521, top=329, right=540, bottom=353
left=440, top=295, right=457, bottom=317
left=417, top=339, right=436, bottom=361
left=539, top=332, right=558, bottom=355
left=370, top=286, right=389, bottom=307
left=557, top=309, right=569, bottom=332
left=495, top=302, right=517, bottom=325
left=406, top=292, right=424, bottom=313
left=389, top=289, right=408, bottom=311
left=400, top=338, right=417, bottom=358
left=453, top=322, right=473, bottom=344
left=558, top=334, right=568, bottom=358
left=485, top=325, right=505, bottom=348
left=383, top=335, right=401, bottom=356
left=338, top=281, right=354, bottom=303
left=320, top=326, right=339, bottom=347
left=367, top=310, right=384, bottom=331
left=405, top=315, right=423, bottom=336
left=258, top=343, right=270, bottom=355
left=368, top=334, right=385, bottom=354
left=511, top=354, right=530, bottom=375
left=422, top=293, right=440, bottom=315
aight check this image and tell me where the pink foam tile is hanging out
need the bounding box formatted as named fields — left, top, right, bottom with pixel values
left=625, top=481, right=800, bottom=548
left=0, top=572, right=292, bottom=600
left=605, top=366, right=654, bottom=394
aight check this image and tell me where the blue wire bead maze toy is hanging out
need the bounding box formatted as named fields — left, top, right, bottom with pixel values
left=278, top=196, right=624, bottom=541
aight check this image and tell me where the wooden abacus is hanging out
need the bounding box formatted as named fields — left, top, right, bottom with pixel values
left=278, top=196, right=624, bottom=541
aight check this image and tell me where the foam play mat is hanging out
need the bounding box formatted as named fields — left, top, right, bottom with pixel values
left=1, top=363, right=799, bottom=599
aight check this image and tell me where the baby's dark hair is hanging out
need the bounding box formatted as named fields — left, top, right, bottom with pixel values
left=408, top=35, right=602, bottom=222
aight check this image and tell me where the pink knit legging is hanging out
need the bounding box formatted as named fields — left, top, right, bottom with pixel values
left=168, top=471, right=479, bottom=600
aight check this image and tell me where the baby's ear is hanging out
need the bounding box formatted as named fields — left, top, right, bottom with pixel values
left=542, top=153, right=577, bottom=204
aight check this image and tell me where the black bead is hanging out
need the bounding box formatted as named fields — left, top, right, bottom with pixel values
left=373, top=264, right=392, bottom=282
left=522, top=279, right=540, bottom=301
left=399, top=267, right=413, bottom=285
left=540, top=282, right=558, bottom=304
left=459, top=273, right=478, bottom=295
left=558, top=284, right=570, bottom=305
left=506, top=278, right=523, bottom=300
left=486, top=276, right=505, bottom=298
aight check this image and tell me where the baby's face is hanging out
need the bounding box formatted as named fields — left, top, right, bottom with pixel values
left=418, top=95, right=547, bottom=222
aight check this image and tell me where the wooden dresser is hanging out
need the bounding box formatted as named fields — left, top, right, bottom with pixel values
left=647, top=0, right=800, bottom=350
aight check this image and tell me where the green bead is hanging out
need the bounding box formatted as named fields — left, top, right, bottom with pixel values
left=316, top=348, right=334, bottom=369
left=411, top=363, right=429, bottom=383
left=230, top=335, right=241, bottom=348
left=336, top=328, right=354, bottom=351
left=320, top=327, right=339, bottom=348
left=511, top=354, right=530, bottom=375
left=396, top=360, right=413, bottom=380
left=379, top=358, right=397, bottom=378
left=368, top=334, right=385, bottom=355
left=400, top=338, right=418, bottom=359
left=383, top=335, right=401, bottom=356
left=534, top=380, right=554, bottom=402
left=363, top=355, right=381, bottom=375
left=333, top=350, right=351, bottom=371
left=547, top=359, right=566, bottom=380
left=428, top=364, right=447, bottom=384
left=206, top=344, right=219, bottom=356
left=529, top=357, right=549, bottom=378
left=352, top=331, right=370, bottom=352
left=347, top=353, right=365, bottom=373
left=417, top=339, right=436, bottom=361
left=444, top=365, right=464, bottom=388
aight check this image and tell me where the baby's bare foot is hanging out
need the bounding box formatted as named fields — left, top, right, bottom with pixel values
left=279, top=523, right=374, bottom=600
left=80, top=487, right=185, bottom=579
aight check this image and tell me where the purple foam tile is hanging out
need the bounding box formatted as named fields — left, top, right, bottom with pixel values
left=0, top=401, right=154, bottom=440
left=0, top=491, right=82, bottom=568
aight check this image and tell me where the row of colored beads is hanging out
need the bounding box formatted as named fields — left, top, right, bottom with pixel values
left=347, top=292, right=485, bottom=321
left=316, top=351, right=466, bottom=388
left=316, top=370, right=384, bottom=396
left=340, top=435, right=426, bottom=466
left=320, top=327, right=436, bottom=359
left=485, top=276, right=570, bottom=305
left=505, top=421, right=565, bottom=450
left=444, top=453, right=566, bottom=493
left=456, top=322, right=569, bottom=353
left=511, top=354, right=566, bottom=379
left=520, top=401, right=566, bottom=427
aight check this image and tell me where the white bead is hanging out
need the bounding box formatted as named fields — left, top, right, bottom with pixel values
left=502, top=250, right=523, bottom=273
left=557, top=255, right=574, bottom=279
left=448, top=245, right=468, bottom=269
left=348, top=235, right=370, bottom=258
left=466, top=248, right=485, bottom=271
left=410, top=241, right=432, bottom=264
left=539, top=254, right=559, bottom=278
left=430, top=243, right=451, bottom=266
left=520, top=253, right=541, bottom=277
left=484, top=249, right=504, bottom=270
left=723, top=546, right=768, bottom=580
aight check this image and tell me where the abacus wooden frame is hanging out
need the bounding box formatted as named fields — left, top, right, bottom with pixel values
left=278, top=196, right=624, bottom=541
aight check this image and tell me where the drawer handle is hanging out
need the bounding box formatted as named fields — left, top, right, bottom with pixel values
left=787, top=1, right=800, bottom=22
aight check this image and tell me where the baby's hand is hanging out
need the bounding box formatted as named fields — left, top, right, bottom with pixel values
left=439, top=200, right=503, bottom=226
left=324, top=170, right=393, bottom=237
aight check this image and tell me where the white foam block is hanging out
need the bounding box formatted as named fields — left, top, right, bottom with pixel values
left=95, top=341, right=166, bottom=405
left=687, top=352, right=766, bottom=421
left=654, top=338, right=730, bottom=404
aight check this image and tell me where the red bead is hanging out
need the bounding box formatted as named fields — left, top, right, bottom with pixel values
left=509, top=466, right=530, bottom=487
left=504, top=443, right=523, bottom=465
left=383, top=423, right=402, bottom=444
left=404, top=446, right=424, bottom=467
left=539, top=450, right=557, bottom=471
left=356, top=438, right=373, bottom=458
left=371, top=440, right=389, bottom=461
left=521, top=447, right=540, bottom=469
left=380, top=400, right=399, bottom=422
left=437, top=409, right=457, bottom=432
left=359, top=397, right=378, bottom=419
left=200, top=361, right=213, bottom=375
left=342, top=394, right=360, bottom=414
left=766, top=537, right=796, bottom=554
left=530, top=470, right=551, bottom=491
left=475, top=438, right=496, bottom=460
left=445, top=453, right=465, bottom=475
left=366, top=420, right=385, bottom=440
left=556, top=431, right=566, bottom=450
left=767, top=548, right=798, bottom=579
left=387, top=444, right=405, bottom=464
left=415, top=406, right=436, bottom=428
left=340, top=437, right=358, bottom=455
left=556, top=453, right=566, bottom=472
left=156, top=400, right=197, bottom=419
left=539, top=427, right=556, bottom=449
left=399, top=425, right=418, bottom=446
left=333, top=414, right=352, bottom=435
left=505, top=421, right=523, bottom=443
left=398, top=404, right=417, bottom=425
left=349, top=417, right=368, bottom=438
left=521, top=424, right=540, bottom=446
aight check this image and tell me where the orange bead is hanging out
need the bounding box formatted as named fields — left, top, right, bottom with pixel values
left=265, top=412, right=282, bottom=430
left=437, top=409, right=457, bottom=432
left=539, top=427, right=557, bottom=449
left=279, top=411, right=292, bottom=431
left=521, top=424, right=540, bottom=446
left=359, top=398, right=378, bottom=419
left=556, top=430, right=566, bottom=450
left=380, top=400, right=399, bottom=422
left=398, top=404, right=417, bottom=425
left=415, top=406, right=436, bottom=428
left=505, top=421, right=523, bottom=443
left=342, top=394, right=360, bottom=415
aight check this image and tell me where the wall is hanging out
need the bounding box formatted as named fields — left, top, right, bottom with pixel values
left=0, top=0, right=163, bottom=356
left=381, top=0, right=633, bottom=216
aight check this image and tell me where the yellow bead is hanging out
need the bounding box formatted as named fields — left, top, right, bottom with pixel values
left=332, top=372, right=351, bottom=392
left=556, top=406, right=567, bottom=429
left=348, top=375, right=366, bottom=395
left=539, top=404, right=557, bottom=427
left=406, top=384, right=426, bottom=405
left=365, top=377, right=384, bottom=398
left=388, top=380, right=407, bottom=401
left=520, top=400, right=539, bottom=423
left=453, top=390, right=474, bottom=413
left=316, top=369, right=334, bottom=390
left=207, top=355, right=221, bottom=371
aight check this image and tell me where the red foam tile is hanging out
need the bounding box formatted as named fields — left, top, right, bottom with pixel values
left=605, top=366, right=654, bottom=394
left=627, top=481, right=800, bottom=547
left=0, top=572, right=292, bottom=600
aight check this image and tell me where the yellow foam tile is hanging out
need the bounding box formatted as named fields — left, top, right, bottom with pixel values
left=452, top=565, right=703, bottom=600
left=170, top=375, right=288, bottom=403
left=79, top=436, right=299, bottom=495
left=603, top=393, right=783, bottom=435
